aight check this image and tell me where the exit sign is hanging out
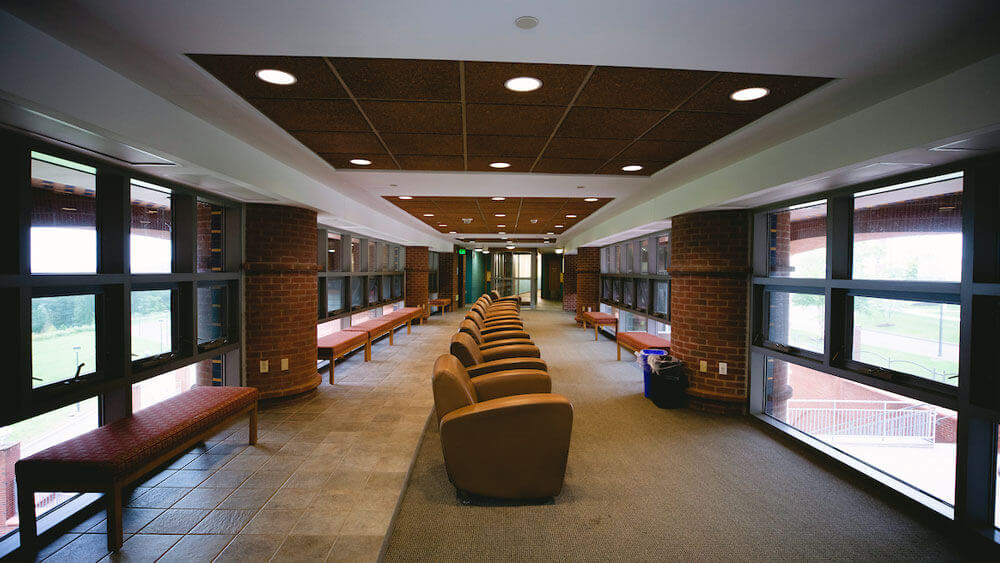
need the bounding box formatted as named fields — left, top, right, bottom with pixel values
left=458, top=249, right=467, bottom=254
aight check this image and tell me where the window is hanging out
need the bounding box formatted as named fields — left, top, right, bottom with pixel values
left=601, top=247, right=610, bottom=273
left=768, top=201, right=826, bottom=278
left=392, top=275, right=402, bottom=299
left=602, top=278, right=612, bottom=301
left=625, top=242, right=634, bottom=273
left=623, top=279, right=634, bottom=308
left=613, top=279, right=622, bottom=303
left=851, top=296, right=958, bottom=386
left=381, top=244, right=389, bottom=271
left=351, top=277, right=363, bottom=308
left=351, top=238, right=361, bottom=271
left=327, top=233, right=341, bottom=271
left=196, top=200, right=224, bottom=272
left=352, top=309, right=379, bottom=325
left=132, top=361, right=208, bottom=412
left=368, top=240, right=376, bottom=271
left=648, top=320, right=671, bottom=340
left=130, top=180, right=172, bottom=273
left=392, top=246, right=401, bottom=271
left=0, top=398, right=99, bottom=537
left=381, top=276, right=391, bottom=301
left=637, top=279, right=649, bottom=311
left=853, top=174, right=963, bottom=282
left=640, top=240, right=649, bottom=273
left=197, top=284, right=228, bottom=350
left=620, top=310, right=646, bottom=332
left=764, top=357, right=956, bottom=506
left=31, top=294, right=97, bottom=389
left=654, top=281, right=669, bottom=318
left=615, top=245, right=623, bottom=273
left=30, top=152, right=98, bottom=274
left=130, top=289, right=173, bottom=362
left=656, top=235, right=669, bottom=274
left=326, top=278, right=343, bottom=313
left=368, top=276, right=379, bottom=303
left=766, top=290, right=825, bottom=354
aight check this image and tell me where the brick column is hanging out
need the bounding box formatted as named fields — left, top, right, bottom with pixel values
left=562, top=254, right=578, bottom=312
left=244, top=204, right=321, bottom=399
left=0, top=443, right=18, bottom=522
left=669, top=210, right=750, bottom=415
left=405, top=246, right=429, bottom=312
left=439, top=252, right=457, bottom=303
left=575, top=247, right=600, bottom=321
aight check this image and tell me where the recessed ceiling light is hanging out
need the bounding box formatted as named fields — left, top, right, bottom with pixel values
left=491, top=197, right=506, bottom=201
left=730, top=87, right=769, bottom=101
left=489, top=162, right=511, bottom=169
left=350, top=158, right=372, bottom=166
left=565, top=214, right=577, bottom=218
left=495, top=213, right=506, bottom=217
left=547, top=231, right=555, bottom=235
left=498, top=231, right=506, bottom=235
left=255, top=69, right=297, bottom=85
left=148, top=210, right=158, bottom=214
left=497, top=224, right=506, bottom=227
left=438, top=224, right=447, bottom=227
left=398, top=195, right=413, bottom=200
left=554, top=224, right=564, bottom=228
left=423, top=213, right=434, bottom=217
left=530, top=218, right=538, bottom=224
left=450, top=231, right=457, bottom=234
left=504, top=77, right=542, bottom=92
left=584, top=197, right=599, bottom=202
left=622, top=165, right=643, bottom=172
left=61, top=207, right=77, bottom=211
left=506, top=245, right=516, bottom=249
left=483, top=249, right=490, bottom=254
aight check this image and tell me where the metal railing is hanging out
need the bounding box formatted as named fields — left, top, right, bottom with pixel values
left=787, top=400, right=936, bottom=443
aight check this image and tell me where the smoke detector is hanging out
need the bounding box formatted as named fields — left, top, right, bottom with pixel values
left=514, top=16, right=539, bottom=29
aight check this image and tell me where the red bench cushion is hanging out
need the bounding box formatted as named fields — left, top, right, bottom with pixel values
left=317, top=331, right=368, bottom=356
left=618, top=332, right=671, bottom=351
left=17, top=386, right=257, bottom=482
left=582, top=311, right=617, bottom=324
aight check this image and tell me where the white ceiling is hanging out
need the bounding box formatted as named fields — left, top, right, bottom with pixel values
left=2, top=0, right=998, bottom=247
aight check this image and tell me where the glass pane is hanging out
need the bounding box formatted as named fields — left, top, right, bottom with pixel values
left=648, top=320, right=671, bottom=340
left=764, top=357, right=956, bottom=506
left=0, top=398, right=99, bottom=535
left=623, top=279, right=634, bottom=308
left=637, top=279, right=649, bottom=311
left=351, top=277, right=363, bottom=308
left=767, top=290, right=824, bottom=353
left=654, top=281, right=669, bottom=317
left=768, top=201, right=826, bottom=278
left=620, top=310, right=646, bottom=332
left=996, top=424, right=1000, bottom=530
left=130, top=180, right=172, bottom=273
left=381, top=244, right=389, bottom=271
left=132, top=359, right=213, bottom=412
left=602, top=278, right=612, bottom=300
left=196, top=201, right=225, bottom=272
left=31, top=294, right=97, bottom=388
left=30, top=152, right=98, bottom=274
left=368, top=276, right=379, bottom=303
left=368, top=241, right=376, bottom=271
left=853, top=174, right=963, bottom=282
left=326, top=278, right=343, bottom=313
left=640, top=240, right=649, bottom=274
left=197, top=284, right=228, bottom=348
left=852, top=297, right=959, bottom=386
left=317, top=318, right=342, bottom=340
left=656, top=235, right=669, bottom=274
left=615, top=245, right=623, bottom=272
left=327, top=233, right=341, bottom=271
left=393, top=247, right=401, bottom=271
left=392, top=275, right=402, bottom=298
left=613, top=279, right=622, bottom=303
left=601, top=248, right=609, bottom=273
left=625, top=243, right=634, bottom=273
left=381, top=276, right=391, bottom=300
left=131, top=289, right=172, bottom=361
left=351, top=238, right=361, bottom=271
left=352, top=309, right=379, bottom=325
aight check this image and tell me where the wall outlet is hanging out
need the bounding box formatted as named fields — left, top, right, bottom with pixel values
left=699, top=360, right=707, bottom=372
left=259, top=360, right=269, bottom=373
left=719, top=362, right=728, bottom=375
left=281, top=358, right=289, bottom=371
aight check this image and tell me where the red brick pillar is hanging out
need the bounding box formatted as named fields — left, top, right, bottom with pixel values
left=575, top=247, right=600, bottom=321
left=244, top=204, right=321, bottom=399
left=0, top=442, right=18, bottom=522
left=405, top=246, right=429, bottom=313
left=439, top=252, right=457, bottom=303
left=669, top=211, right=750, bottom=415
left=562, top=254, right=578, bottom=312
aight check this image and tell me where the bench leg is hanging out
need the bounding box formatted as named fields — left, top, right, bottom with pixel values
left=365, top=340, right=371, bottom=362
left=17, top=483, right=36, bottom=552
left=594, top=324, right=599, bottom=341
left=389, top=329, right=394, bottom=346
left=406, top=319, right=411, bottom=335
left=329, top=360, right=335, bottom=385
left=249, top=405, right=258, bottom=445
left=617, top=342, right=621, bottom=361
left=107, top=485, right=123, bottom=551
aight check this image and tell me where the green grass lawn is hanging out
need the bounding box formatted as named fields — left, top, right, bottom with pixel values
left=854, top=300, right=959, bottom=344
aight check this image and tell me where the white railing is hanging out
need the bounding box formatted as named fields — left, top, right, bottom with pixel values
left=787, top=400, right=936, bottom=444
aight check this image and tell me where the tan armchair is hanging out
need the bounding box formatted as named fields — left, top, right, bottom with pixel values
left=465, top=312, right=524, bottom=336
left=458, top=319, right=533, bottom=349
left=488, top=290, right=522, bottom=310
left=472, top=301, right=521, bottom=321
left=433, top=354, right=572, bottom=499
left=450, top=332, right=545, bottom=377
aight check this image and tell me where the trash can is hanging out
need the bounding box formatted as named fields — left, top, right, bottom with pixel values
left=649, top=357, right=686, bottom=409
left=638, top=349, right=667, bottom=398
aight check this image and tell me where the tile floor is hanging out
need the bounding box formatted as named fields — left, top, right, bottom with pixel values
left=32, top=310, right=456, bottom=562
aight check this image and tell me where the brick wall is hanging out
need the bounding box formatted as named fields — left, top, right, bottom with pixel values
left=244, top=204, right=321, bottom=400
left=575, top=247, right=600, bottom=319
left=563, top=254, right=578, bottom=312
left=439, top=251, right=457, bottom=303
left=669, top=210, right=750, bottom=415
left=405, top=246, right=429, bottom=311
left=0, top=443, right=18, bottom=521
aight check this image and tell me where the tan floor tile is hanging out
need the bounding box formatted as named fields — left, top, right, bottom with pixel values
left=221, top=455, right=270, bottom=472
left=264, top=487, right=318, bottom=510
left=213, top=533, right=284, bottom=562
left=242, top=469, right=293, bottom=489
left=188, top=509, right=256, bottom=534
left=290, top=508, right=350, bottom=536
left=339, top=508, right=393, bottom=536
left=321, top=470, right=370, bottom=492
left=284, top=470, right=333, bottom=489
left=272, top=533, right=338, bottom=561
left=241, top=508, right=300, bottom=535
left=98, top=533, right=180, bottom=562
left=158, top=533, right=234, bottom=562
left=173, top=486, right=234, bottom=509
left=216, top=486, right=277, bottom=510
left=199, top=469, right=253, bottom=488
left=326, top=534, right=383, bottom=562
left=138, top=508, right=209, bottom=534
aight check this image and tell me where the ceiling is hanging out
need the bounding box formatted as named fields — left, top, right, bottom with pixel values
left=190, top=55, right=829, bottom=177
left=384, top=196, right=611, bottom=236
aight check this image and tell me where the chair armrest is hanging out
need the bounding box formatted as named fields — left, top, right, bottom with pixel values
left=481, top=329, right=531, bottom=342
left=481, top=344, right=541, bottom=362
left=482, top=314, right=521, bottom=322
left=467, top=357, right=547, bottom=377
left=480, top=323, right=525, bottom=335
left=479, top=338, right=534, bottom=351
left=471, top=370, right=551, bottom=400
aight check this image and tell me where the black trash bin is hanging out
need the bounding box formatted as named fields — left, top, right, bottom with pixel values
left=648, top=357, right=686, bottom=409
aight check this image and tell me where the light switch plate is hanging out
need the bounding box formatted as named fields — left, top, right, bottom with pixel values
left=260, top=360, right=269, bottom=373
left=719, top=362, right=728, bottom=375
left=699, top=360, right=707, bottom=372
left=281, top=358, right=289, bottom=371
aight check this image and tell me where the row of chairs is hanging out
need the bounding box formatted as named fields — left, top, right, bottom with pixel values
left=430, top=291, right=574, bottom=500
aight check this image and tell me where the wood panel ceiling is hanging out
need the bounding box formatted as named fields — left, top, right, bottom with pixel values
left=382, top=196, right=612, bottom=235
left=190, top=55, right=830, bottom=176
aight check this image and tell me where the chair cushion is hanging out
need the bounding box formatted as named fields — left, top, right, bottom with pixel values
left=343, top=317, right=397, bottom=336
left=318, top=331, right=368, bottom=356
left=16, top=387, right=257, bottom=482
left=618, top=332, right=671, bottom=351
left=429, top=298, right=452, bottom=307
left=582, top=311, right=617, bottom=324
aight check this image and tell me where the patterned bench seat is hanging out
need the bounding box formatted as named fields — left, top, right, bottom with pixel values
left=16, top=386, right=258, bottom=552
left=317, top=330, right=370, bottom=383
left=580, top=311, right=618, bottom=341
left=343, top=310, right=418, bottom=361
left=616, top=331, right=671, bottom=360
left=428, top=297, right=452, bottom=313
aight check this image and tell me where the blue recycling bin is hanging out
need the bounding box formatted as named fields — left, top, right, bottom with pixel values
left=639, top=349, right=667, bottom=398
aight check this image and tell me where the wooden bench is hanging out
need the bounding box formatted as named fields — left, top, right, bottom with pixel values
left=343, top=307, right=423, bottom=361
left=428, top=297, right=452, bottom=314
left=317, top=330, right=370, bottom=383
left=16, top=386, right=258, bottom=552
left=616, top=332, right=671, bottom=360
left=580, top=311, right=618, bottom=341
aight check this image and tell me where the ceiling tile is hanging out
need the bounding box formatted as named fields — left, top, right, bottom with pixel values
left=466, top=156, right=536, bottom=172
left=681, top=72, right=832, bottom=115
left=575, top=67, right=715, bottom=110
left=250, top=99, right=370, bottom=131
left=330, top=58, right=461, bottom=101
left=293, top=131, right=384, bottom=153
left=464, top=61, right=591, bottom=106
left=380, top=133, right=463, bottom=155
left=616, top=139, right=704, bottom=161
left=360, top=101, right=463, bottom=134
left=320, top=153, right=396, bottom=170
left=533, top=157, right=604, bottom=174
left=190, top=54, right=348, bottom=99
left=555, top=107, right=665, bottom=139
left=543, top=137, right=632, bottom=160
left=466, top=104, right=565, bottom=137
left=466, top=135, right=547, bottom=157
left=643, top=111, right=757, bottom=142
left=395, top=155, right=465, bottom=171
